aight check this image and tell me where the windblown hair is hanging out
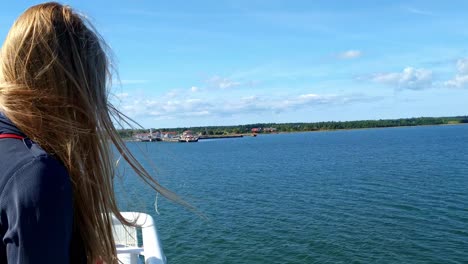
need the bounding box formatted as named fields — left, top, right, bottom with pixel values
left=0, top=2, right=184, bottom=263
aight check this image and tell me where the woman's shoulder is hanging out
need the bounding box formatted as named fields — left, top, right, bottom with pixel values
left=0, top=138, right=70, bottom=203
left=0, top=113, right=71, bottom=205
left=0, top=113, right=42, bottom=179
left=0, top=148, right=74, bottom=263
left=1, top=153, right=70, bottom=195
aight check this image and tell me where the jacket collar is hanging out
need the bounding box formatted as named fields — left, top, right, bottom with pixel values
left=0, top=112, right=27, bottom=137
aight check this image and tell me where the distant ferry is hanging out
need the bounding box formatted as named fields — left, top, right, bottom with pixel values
left=179, top=130, right=199, bottom=142
left=136, top=130, right=199, bottom=143
left=178, top=136, right=198, bottom=143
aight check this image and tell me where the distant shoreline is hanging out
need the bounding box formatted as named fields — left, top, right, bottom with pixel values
left=272, top=122, right=468, bottom=134
left=233, top=122, right=468, bottom=138
left=118, top=116, right=468, bottom=140
left=123, top=123, right=468, bottom=141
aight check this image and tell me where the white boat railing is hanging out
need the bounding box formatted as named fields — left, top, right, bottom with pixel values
left=112, top=212, right=167, bottom=264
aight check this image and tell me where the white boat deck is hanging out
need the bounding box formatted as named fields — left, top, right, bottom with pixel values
left=113, top=212, right=167, bottom=264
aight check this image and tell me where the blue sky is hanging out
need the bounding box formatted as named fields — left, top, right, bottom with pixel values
left=2, top=1, right=468, bottom=128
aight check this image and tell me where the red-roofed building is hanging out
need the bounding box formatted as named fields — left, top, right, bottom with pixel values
left=251, top=128, right=262, bottom=133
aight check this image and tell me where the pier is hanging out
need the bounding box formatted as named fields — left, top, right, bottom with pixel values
left=198, top=135, right=244, bottom=140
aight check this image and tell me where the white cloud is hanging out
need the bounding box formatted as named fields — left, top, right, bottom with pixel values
left=444, top=58, right=468, bottom=88
left=206, top=76, right=241, bottom=89
left=191, top=86, right=199, bottom=92
left=444, top=75, right=468, bottom=88
left=164, top=89, right=183, bottom=98
left=115, top=91, right=377, bottom=122
left=456, top=58, right=468, bottom=74
left=371, top=67, right=433, bottom=90
left=115, top=92, right=129, bottom=99
left=338, top=50, right=362, bottom=59
left=274, top=94, right=327, bottom=112
left=241, top=95, right=258, bottom=101
left=405, top=7, right=434, bottom=16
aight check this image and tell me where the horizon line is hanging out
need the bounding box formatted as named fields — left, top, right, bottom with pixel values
left=119, top=114, right=468, bottom=130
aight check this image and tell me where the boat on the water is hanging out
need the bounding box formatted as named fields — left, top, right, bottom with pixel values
left=178, top=136, right=198, bottom=143
left=178, top=130, right=199, bottom=143
left=136, top=130, right=199, bottom=143
left=113, top=212, right=166, bottom=264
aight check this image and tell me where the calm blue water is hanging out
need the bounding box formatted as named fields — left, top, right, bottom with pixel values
left=115, top=125, right=468, bottom=264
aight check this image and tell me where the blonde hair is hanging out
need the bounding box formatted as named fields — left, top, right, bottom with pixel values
left=0, top=2, right=186, bottom=263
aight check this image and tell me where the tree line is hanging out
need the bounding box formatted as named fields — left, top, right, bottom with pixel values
left=117, top=116, right=468, bottom=139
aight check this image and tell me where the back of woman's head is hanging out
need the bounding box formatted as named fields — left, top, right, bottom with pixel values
left=0, top=2, right=184, bottom=263
left=0, top=2, right=107, bottom=146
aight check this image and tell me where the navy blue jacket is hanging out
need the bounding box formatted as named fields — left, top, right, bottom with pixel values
left=0, top=113, right=77, bottom=263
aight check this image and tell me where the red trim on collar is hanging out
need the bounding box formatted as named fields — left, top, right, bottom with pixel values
left=0, top=133, right=24, bottom=140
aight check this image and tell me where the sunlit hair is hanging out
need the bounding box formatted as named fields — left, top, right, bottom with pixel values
left=0, top=2, right=187, bottom=263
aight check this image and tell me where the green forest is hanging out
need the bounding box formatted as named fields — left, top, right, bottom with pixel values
left=117, top=116, right=468, bottom=139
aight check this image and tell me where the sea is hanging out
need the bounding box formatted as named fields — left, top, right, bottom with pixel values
left=115, top=124, right=468, bottom=264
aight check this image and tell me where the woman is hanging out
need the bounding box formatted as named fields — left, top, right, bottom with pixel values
left=0, top=2, right=183, bottom=263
